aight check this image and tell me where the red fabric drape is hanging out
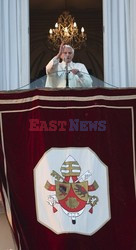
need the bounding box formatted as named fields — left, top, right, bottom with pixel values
left=0, top=88, right=136, bottom=250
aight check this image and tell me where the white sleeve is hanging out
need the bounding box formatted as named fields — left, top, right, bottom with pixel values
left=77, top=64, right=93, bottom=87
left=46, top=56, right=60, bottom=74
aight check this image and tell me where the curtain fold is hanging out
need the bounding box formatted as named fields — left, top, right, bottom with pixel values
left=0, top=0, right=29, bottom=91
left=129, top=0, right=136, bottom=85
left=103, top=0, right=136, bottom=87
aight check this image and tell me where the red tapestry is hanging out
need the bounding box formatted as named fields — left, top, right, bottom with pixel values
left=0, top=88, right=136, bottom=250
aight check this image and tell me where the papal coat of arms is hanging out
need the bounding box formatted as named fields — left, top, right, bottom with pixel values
left=34, top=147, right=111, bottom=235
left=45, top=155, right=99, bottom=224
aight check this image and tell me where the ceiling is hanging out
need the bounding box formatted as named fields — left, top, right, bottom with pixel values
left=30, top=0, right=102, bottom=11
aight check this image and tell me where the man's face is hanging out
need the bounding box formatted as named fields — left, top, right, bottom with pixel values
left=61, top=47, right=74, bottom=63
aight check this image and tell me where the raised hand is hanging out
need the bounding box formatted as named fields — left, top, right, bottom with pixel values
left=57, top=42, right=64, bottom=59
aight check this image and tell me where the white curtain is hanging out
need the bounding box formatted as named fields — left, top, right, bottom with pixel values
left=103, top=0, right=136, bottom=88
left=129, top=0, right=136, bottom=85
left=0, top=0, right=29, bottom=90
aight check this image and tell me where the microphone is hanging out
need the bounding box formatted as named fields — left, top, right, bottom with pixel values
left=65, top=63, right=69, bottom=88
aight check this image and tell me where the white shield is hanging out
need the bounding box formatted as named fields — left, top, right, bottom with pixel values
left=34, top=147, right=111, bottom=235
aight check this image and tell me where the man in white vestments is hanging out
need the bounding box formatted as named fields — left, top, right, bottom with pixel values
left=45, top=43, right=93, bottom=88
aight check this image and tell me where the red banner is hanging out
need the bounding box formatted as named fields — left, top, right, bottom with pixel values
left=0, top=88, right=136, bottom=250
